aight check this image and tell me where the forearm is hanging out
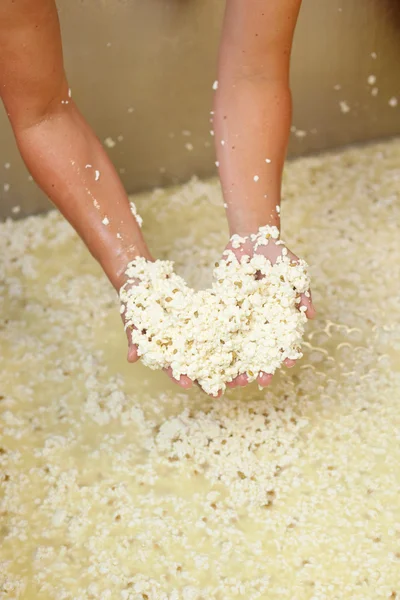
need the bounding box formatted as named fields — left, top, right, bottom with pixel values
left=12, top=103, right=151, bottom=289
left=215, top=0, right=301, bottom=237
left=214, top=76, right=291, bottom=236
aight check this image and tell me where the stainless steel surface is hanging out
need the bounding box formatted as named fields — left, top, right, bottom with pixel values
left=1, top=0, right=400, bottom=219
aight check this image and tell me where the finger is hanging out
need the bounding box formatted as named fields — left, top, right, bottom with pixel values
left=127, top=345, right=140, bottom=363
left=236, top=374, right=248, bottom=387
left=257, top=372, right=273, bottom=387
left=126, top=328, right=140, bottom=363
left=284, top=358, right=297, bottom=368
left=226, top=374, right=248, bottom=388
left=299, top=291, right=316, bottom=320
left=164, top=367, right=193, bottom=389
left=177, top=375, right=194, bottom=389
left=278, top=250, right=315, bottom=316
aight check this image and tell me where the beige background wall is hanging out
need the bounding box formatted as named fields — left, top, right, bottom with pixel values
left=1, top=0, right=400, bottom=219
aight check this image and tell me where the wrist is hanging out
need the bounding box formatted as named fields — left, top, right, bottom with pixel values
left=102, top=242, right=153, bottom=291
left=228, top=210, right=280, bottom=238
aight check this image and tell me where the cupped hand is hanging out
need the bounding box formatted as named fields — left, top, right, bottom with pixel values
left=126, top=327, right=223, bottom=397
left=222, top=231, right=316, bottom=390
left=120, top=273, right=195, bottom=392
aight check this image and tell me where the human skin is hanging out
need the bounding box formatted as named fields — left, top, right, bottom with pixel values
left=215, top=0, right=315, bottom=388
left=0, top=0, right=314, bottom=395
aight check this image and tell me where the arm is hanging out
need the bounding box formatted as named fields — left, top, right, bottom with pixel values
left=0, top=0, right=193, bottom=391
left=0, top=0, right=151, bottom=291
left=214, top=0, right=302, bottom=236
left=215, top=1, right=314, bottom=390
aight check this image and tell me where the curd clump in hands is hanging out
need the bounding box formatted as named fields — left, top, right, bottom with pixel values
left=120, top=226, right=312, bottom=396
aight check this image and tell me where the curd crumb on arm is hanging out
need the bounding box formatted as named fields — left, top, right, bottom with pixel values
left=214, top=0, right=302, bottom=236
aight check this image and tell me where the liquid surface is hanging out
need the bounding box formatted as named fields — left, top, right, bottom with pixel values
left=1, top=140, right=400, bottom=600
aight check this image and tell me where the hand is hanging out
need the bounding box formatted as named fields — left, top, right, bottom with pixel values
left=120, top=270, right=195, bottom=392
left=221, top=231, right=316, bottom=390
